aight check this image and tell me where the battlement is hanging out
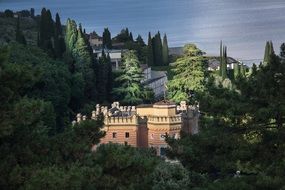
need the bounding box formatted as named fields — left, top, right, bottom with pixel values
left=104, top=115, right=138, bottom=125
left=73, top=100, right=199, bottom=156
left=147, top=115, right=182, bottom=124
left=72, top=101, right=199, bottom=125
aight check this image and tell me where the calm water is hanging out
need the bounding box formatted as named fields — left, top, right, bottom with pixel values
left=1, top=0, right=285, bottom=61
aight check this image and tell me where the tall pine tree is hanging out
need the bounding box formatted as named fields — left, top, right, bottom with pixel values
left=263, top=41, right=275, bottom=65
left=219, top=42, right=228, bottom=79
left=15, top=16, right=26, bottom=45
left=168, top=44, right=207, bottom=103
left=103, top=28, right=112, bottom=49
left=113, top=51, right=144, bottom=105
left=162, top=34, right=169, bottom=66
left=54, top=13, right=65, bottom=58
left=153, top=32, right=163, bottom=66
left=147, top=32, right=154, bottom=66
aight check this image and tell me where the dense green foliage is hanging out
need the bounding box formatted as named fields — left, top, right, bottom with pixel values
left=2, top=7, right=285, bottom=190
left=146, top=32, right=169, bottom=66
left=96, top=50, right=113, bottom=103
left=153, top=32, right=163, bottom=66
left=65, top=18, right=97, bottom=110
left=0, top=42, right=186, bottom=189
left=166, top=42, right=285, bottom=189
left=103, top=28, right=112, bottom=49
left=113, top=50, right=149, bottom=105
left=168, top=44, right=207, bottom=103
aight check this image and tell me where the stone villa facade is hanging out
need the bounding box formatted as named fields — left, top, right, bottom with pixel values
left=74, top=100, right=199, bottom=156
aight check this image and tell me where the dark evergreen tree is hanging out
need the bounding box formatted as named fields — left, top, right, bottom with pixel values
left=113, top=51, right=144, bottom=105
left=30, top=8, right=35, bottom=18
left=251, top=63, right=258, bottom=76
left=106, top=53, right=113, bottom=102
left=162, top=34, right=169, bottom=66
left=54, top=13, right=65, bottom=58
left=153, top=31, right=163, bottom=66
left=102, top=28, right=112, bottom=49
left=130, top=32, right=134, bottom=42
left=4, top=9, right=13, bottom=17
left=55, top=13, right=62, bottom=35
left=95, top=52, right=113, bottom=103
left=39, top=8, right=55, bottom=56
left=280, top=43, right=285, bottom=59
left=263, top=41, right=275, bottom=65
left=15, top=16, right=26, bottom=45
left=220, top=45, right=228, bottom=79
left=136, top=35, right=145, bottom=46
left=219, top=40, right=223, bottom=76
left=147, top=32, right=154, bottom=66
left=65, top=19, right=78, bottom=53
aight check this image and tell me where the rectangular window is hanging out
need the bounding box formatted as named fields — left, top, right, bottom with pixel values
left=124, top=141, right=128, bottom=146
left=112, top=132, right=117, bottom=138
left=125, top=132, right=129, bottom=138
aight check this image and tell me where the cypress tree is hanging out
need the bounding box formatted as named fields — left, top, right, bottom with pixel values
left=65, top=19, right=78, bottom=53
left=221, top=46, right=228, bottom=79
left=263, top=41, right=269, bottom=65
left=153, top=31, right=163, bottom=66
left=96, top=50, right=108, bottom=103
left=55, top=13, right=62, bottom=35
left=219, top=41, right=223, bottom=76
left=54, top=13, right=65, bottom=58
left=39, top=8, right=55, bottom=56
left=39, top=8, right=47, bottom=47
left=130, top=32, right=133, bottom=42
left=37, top=31, right=40, bottom=47
left=280, top=43, right=285, bottom=59
left=240, top=63, right=246, bottom=77
left=263, top=41, right=275, bottom=66
left=106, top=53, right=113, bottom=102
left=45, top=10, right=54, bottom=39
left=251, top=63, right=257, bottom=76
left=15, top=16, right=26, bottom=45
left=103, top=28, right=112, bottom=49
left=30, top=8, right=35, bottom=18
left=162, top=34, right=169, bottom=66
left=234, top=63, right=240, bottom=80
left=147, top=32, right=154, bottom=66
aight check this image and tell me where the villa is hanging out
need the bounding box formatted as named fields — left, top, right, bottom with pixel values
left=73, top=100, right=199, bottom=156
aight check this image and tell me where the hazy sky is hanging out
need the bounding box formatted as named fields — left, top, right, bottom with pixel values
left=1, top=0, right=285, bottom=61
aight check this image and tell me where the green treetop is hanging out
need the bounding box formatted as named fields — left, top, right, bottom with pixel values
left=113, top=50, right=145, bottom=105
left=15, top=16, right=26, bottom=45
left=102, top=28, right=112, bottom=49
left=65, top=19, right=78, bottom=53
left=168, top=44, right=207, bottom=103
left=263, top=41, right=275, bottom=65
left=233, top=62, right=240, bottom=80
left=147, top=32, right=154, bottom=66
left=153, top=31, right=163, bottom=66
